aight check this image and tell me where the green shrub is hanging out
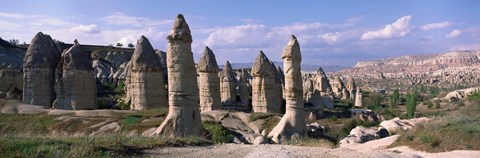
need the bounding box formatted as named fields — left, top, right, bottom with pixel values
left=406, top=92, right=417, bottom=118
left=202, top=121, right=233, bottom=144
left=427, top=101, right=434, bottom=109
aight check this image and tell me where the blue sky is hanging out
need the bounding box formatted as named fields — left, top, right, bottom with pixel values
left=1, top=0, right=479, bottom=66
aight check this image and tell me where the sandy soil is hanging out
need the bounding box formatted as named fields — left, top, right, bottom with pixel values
left=147, top=135, right=480, bottom=158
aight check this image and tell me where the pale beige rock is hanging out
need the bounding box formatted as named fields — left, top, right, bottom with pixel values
left=251, top=51, right=280, bottom=113
left=238, top=74, right=250, bottom=107
left=154, top=14, right=202, bottom=137
left=355, top=87, right=363, bottom=107
left=380, top=117, right=430, bottom=133
left=268, top=35, right=306, bottom=143
left=23, top=32, right=60, bottom=108
left=125, top=36, right=167, bottom=110
left=220, top=61, right=236, bottom=105
left=346, top=76, right=356, bottom=100
left=197, top=46, right=221, bottom=111
left=271, top=62, right=283, bottom=109
left=53, top=41, right=97, bottom=110
left=331, top=76, right=347, bottom=99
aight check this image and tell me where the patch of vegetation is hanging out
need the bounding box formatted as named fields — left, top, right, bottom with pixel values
left=262, top=116, right=281, bottom=135
left=366, top=92, right=382, bottom=110
left=0, top=136, right=212, bottom=158
left=406, top=92, right=418, bottom=118
left=391, top=100, right=480, bottom=152
left=202, top=121, right=233, bottom=144
left=289, top=137, right=336, bottom=148
left=0, top=114, right=58, bottom=135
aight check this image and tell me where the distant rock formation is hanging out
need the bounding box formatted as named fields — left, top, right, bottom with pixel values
left=345, top=76, right=356, bottom=100
left=23, top=32, right=60, bottom=108
left=220, top=61, right=236, bottom=105
left=355, top=87, right=363, bottom=107
left=125, top=36, right=167, bottom=110
left=53, top=40, right=97, bottom=110
left=251, top=51, right=280, bottom=113
left=154, top=14, right=202, bottom=137
left=197, top=46, right=221, bottom=111
left=331, top=76, right=347, bottom=99
left=0, top=38, right=24, bottom=95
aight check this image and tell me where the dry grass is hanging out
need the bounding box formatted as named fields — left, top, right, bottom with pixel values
left=391, top=102, right=480, bottom=152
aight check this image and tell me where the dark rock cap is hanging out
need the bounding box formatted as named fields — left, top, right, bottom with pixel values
left=251, top=51, right=274, bottom=77
left=166, top=14, right=192, bottom=42
left=197, top=46, right=219, bottom=73
left=316, top=67, right=326, bottom=77
left=130, top=36, right=162, bottom=72
left=61, top=40, right=93, bottom=70
left=23, top=32, right=60, bottom=68
left=281, top=35, right=301, bottom=62
left=221, top=60, right=236, bottom=81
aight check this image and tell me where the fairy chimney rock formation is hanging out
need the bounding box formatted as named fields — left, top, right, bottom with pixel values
left=332, top=76, right=347, bottom=99
left=251, top=51, right=279, bottom=113
left=197, top=46, right=221, bottom=111
left=53, top=41, right=97, bottom=110
left=23, top=32, right=60, bottom=108
left=154, top=14, right=202, bottom=137
left=238, top=74, right=250, bottom=107
left=355, top=87, right=363, bottom=107
left=346, top=76, right=356, bottom=100
left=269, top=35, right=306, bottom=143
left=220, top=61, right=237, bottom=105
left=126, top=36, right=167, bottom=110
left=315, top=67, right=332, bottom=93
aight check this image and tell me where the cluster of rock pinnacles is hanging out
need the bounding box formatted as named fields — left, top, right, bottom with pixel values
left=20, top=14, right=362, bottom=141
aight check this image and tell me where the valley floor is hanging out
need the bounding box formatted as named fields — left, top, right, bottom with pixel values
left=147, top=136, right=480, bottom=158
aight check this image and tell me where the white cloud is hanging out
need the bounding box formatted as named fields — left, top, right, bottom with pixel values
left=446, top=29, right=461, bottom=38
left=320, top=31, right=356, bottom=44
left=361, top=15, right=413, bottom=40
left=420, top=21, right=451, bottom=30
left=204, top=24, right=276, bottom=49
left=101, top=12, right=173, bottom=27
left=70, top=24, right=100, bottom=34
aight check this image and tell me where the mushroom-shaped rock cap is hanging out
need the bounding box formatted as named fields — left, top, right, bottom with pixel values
left=166, top=14, right=192, bottom=42
left=251, top=51, right=275, bottom=77
left=220, top=61, right=236, bottom=81
left=281, top=35, right=301, bottom=62
left=130, top=36, right=163, bottom=72
left=316, top=67, right=327, bottom=77
left=197, top=46, right=219, bottom=73
left=62, top=40, right=93, bottom=70
left=24, top=32, right=60, bottom=68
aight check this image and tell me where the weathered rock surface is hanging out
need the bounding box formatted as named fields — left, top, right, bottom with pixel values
left=53, top=41, right=97, bottom=110
left=380, top=117, right=430, bottom=133
left=154, top=14, right=202, bottom=137
left=251, top=51, right=280, bottom=113
left=0, top=38, right=24, bottom=94
left=345, top=76, right=356, bottom=100
left=197, top=46, right=221, bottom=111
left=269, top=35, right=306, bottom=143
left=354, top=87, right=363, bottom=107
left=125, top=36, right=167, bottom=110
left=331, top=76, right=347, bottom=99
left=339, top=126, right=389, bottom=144
left=444, top=87, right=480, bottom=101
left=23, top=32, right=60, bottom=108
left=220, top=61, right=237, bottom=105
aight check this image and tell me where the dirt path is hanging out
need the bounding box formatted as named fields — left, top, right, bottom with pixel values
left=147, top=135, right=480, bottom=158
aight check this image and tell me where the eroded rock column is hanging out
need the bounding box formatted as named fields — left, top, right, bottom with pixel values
left=268, top=35, right=306, bottom=143
left=126, top=36, right=167, bottom=110
left=23, top=32, right=60, bottom=108
left=197, top=46, right=221, bottom=111
left=154, top=14, right=201, bottom=137
left=355, top=87, right=363, bottom=107
left=53, top=40, right=96, bottom=110
left=251, top=51, right=277, bottom=113
left=220, top=61, right=236, bottom=105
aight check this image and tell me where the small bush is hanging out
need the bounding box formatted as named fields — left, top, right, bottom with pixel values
left=427, top=101, right=434, bottom=109
left=202, top=121, right=233, bottom=144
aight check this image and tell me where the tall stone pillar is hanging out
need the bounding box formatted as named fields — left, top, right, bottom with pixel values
left=220, top=61, right=236, bottom=105
left=23, top=32, right=60, bottom=108
left=269, top=35, right=306, bottom=143
left=251, top=51, right=278, bottom=113
left=197, top=46, right=221, bottom=111
left=154, top=14, right=201, bottom=137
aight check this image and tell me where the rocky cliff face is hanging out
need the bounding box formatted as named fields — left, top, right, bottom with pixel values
left=338, top=50, right=480, bottom=85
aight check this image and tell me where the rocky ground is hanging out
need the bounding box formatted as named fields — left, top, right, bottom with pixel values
left=147, top=136, right=480, bottom=158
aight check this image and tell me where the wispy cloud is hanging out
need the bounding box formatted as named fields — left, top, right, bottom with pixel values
left=420, top=21, right=451, bottom=30
left=70, top=24, right=100, bottom=34
left=446, top=29, right=461, bottom=38
left=101, top=12, right=173, bottom=27
left=361, top=15, right=413, bottom=40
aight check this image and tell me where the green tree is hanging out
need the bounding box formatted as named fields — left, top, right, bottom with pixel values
left=406, top=92, right=417, bottom=118
left=370, top=92, right=382, bottom=110
left=390, top=89, right=400, bottom=107
left=127, top=43, right=134, bottom=48
left=116, top=43, right=123, bottom=47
